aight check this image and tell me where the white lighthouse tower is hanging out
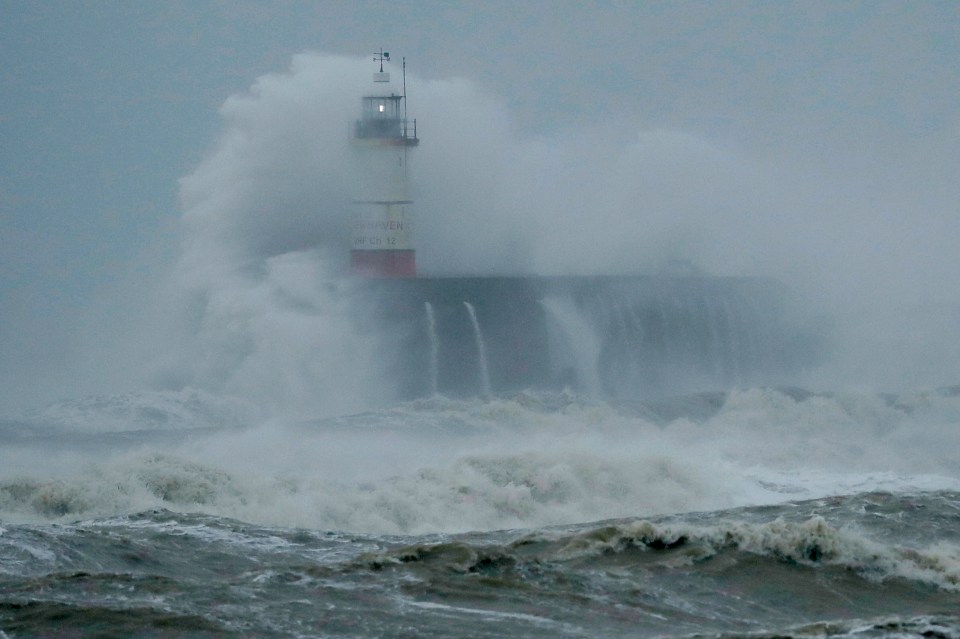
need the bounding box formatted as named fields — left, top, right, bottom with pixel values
left=350, top=50, right=419, bottom=277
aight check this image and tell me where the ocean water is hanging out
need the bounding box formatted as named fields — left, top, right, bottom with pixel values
left=2, top=386, right=959, bottom=637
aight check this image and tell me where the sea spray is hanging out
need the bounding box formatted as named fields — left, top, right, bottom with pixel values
left=424, top=302, right=439, bottom=396
left=539, top=297, right=602, bottom=394
left=463, top=302, right=492, bottom=395
left=4, top=386, right=960, bottom=636
left=720, top=297, right=744, bottom=383
left=5, top=387, right=960, bottom=533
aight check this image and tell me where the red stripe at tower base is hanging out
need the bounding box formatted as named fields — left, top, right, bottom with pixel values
left=351, top=250, right=417, bottom=278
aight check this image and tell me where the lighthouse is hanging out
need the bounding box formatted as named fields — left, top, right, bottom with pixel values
left=350, top=50, right=419, bottom=277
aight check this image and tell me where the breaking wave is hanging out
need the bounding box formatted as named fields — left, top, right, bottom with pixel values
left=1, top=386, right=959, bottom=536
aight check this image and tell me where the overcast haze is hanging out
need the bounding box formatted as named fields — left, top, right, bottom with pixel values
left=2, top=1, right=959, bottom=413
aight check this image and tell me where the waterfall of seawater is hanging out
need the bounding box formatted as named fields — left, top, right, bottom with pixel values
left=368, top=276, right=806, bottom=400
left=539, top=297, right=603, bottom=395
left=424, top=302, right=439, bottom=396
left=463, top=302, right=492, bottom=395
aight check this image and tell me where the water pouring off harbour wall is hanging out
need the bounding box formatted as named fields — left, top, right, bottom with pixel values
left=354, top=275, right=816, bottom=400
left=463, top=302, right=492, bottom=395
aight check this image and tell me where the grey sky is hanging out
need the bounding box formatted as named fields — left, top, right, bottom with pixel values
left=2, top=1, right=958, bottom=412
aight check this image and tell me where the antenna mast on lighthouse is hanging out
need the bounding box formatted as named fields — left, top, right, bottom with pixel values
left=350, top=49, right=419, bottom=277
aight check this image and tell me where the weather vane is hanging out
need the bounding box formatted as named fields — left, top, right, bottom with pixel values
left=373, top=48, right=390, bottom=72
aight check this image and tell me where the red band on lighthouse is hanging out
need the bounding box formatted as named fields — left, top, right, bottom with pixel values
left=351, top=250, right=416, bottom=277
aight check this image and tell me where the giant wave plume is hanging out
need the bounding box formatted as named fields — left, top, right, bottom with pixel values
left=43, top=50, right=960, bottom=420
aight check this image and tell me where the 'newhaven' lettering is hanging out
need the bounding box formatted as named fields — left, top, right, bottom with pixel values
left=355, top=220, right=404, bottom=231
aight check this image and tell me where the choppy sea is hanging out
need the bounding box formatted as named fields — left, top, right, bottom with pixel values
left=2, top=386, right=959, bottom=637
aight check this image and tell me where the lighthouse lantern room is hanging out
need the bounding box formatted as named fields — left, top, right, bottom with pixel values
left=351, top=50, right=419, bottom=277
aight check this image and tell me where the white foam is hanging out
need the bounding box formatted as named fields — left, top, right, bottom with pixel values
left=1, top=389, right=959, bottom=534
left=18, top=387, right=258, bottom=433
left=0, top=533, right=58, bottom=574
left=550, top=516, right=960, bottom=592
left=403, top=598, right=577, bottom=630
left=710, top=516, right=960, bottom=591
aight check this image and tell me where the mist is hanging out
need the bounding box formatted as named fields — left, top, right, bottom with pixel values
left=111, top=50, right=949, bottom=417
left=3, top=7, right=959, bottom=415
left=178, top=54, right=786, bottom=279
